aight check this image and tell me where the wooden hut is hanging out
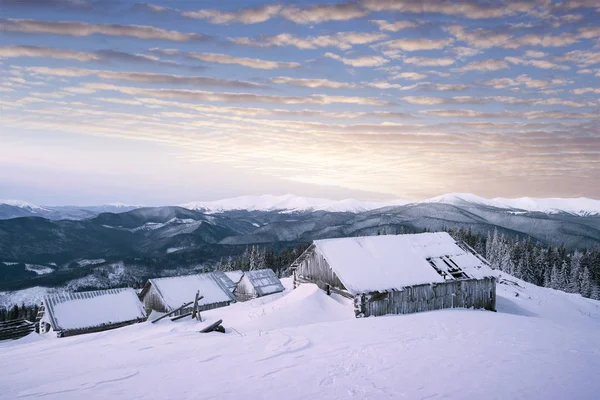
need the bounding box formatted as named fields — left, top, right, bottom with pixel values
left=291, top=232, right=496, bottom=317
left=224, top=270, right=244, bottom=288
left=234, top=269, right=285, bottom=301
left=211, top=271, right=237, bottom=293
left=139, top=273, right=235, bottom=316
left=39, top=288, right=147, bottom=338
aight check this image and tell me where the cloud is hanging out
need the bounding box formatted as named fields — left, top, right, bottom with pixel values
left=362, top=0, right=522, bottom=19
left=324, top=52, right=388, bottom=67
left=0, top=45, right=99, bottom=62
left=420, top=109, right=599, bottom=120
left=457, top=59, right=509, bottom=71
left=402, top=96, right=486, bottom=105
left=378, top=38, right=453, bottom=51
left=403, top=56, right=455, bottom=66
left=0, top=18, right=207, bottom=41
left=482, top=74, right=570, bottom=89
left=370, top=20, right=418, bottom=32
left=446, top=25, right=509, bottom=49
left=402, top=95, right=592, bottom=108
left=187, top=52, right=300, bottom=70
left=182, top=5, right=281, bottom=24
left=557, top=50, right=600, bottom=67
left=571, top=87, right=600, bottom=94
left=525, top=50, right=546, bottom=58
left=503, top=33, right=578, bottom=48
left=23, top=66, right=263, bottom=89
left=391, top=72, right=428, bottom=81
left=270, top=76, right=357, bottom=89
left=447, top=25, right=579, bottom=49
left=505, top=56, right=570, bottom=70
left=76, top=83, right=391, bottom=106
left=579, top=27, right=600, bottom=39
left=452, top=47, right=481, bottom=58
left=280, top=2, right=367, bottom=24
left=230, top=32, right=386, bottom=50
left=0, top=0, right=91, bottom=10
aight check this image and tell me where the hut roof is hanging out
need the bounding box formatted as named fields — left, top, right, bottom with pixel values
left=143, top=273, right=235, bottom=311
left=243, top=269, right=285, bottom=296
left=224, top=270, right=244, bottom=284
left=211, top=271, right=236, bottom=292
left=42, top=288, right=146, bottom=332
left=313, top=232, right=494, bottom=295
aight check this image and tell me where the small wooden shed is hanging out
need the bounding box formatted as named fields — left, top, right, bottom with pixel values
left=292, top=232, right=496, bottom=317
left=224, top=270, right=244, bottom=287
left=211, top=271, right=237, bottom=293
left=234, top=269, right=285, bottom=301
left=39, top=288, right=147, bottom=338
left=139, top=273, right=235, bottom=316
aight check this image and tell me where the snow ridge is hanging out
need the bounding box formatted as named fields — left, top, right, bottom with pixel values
left=180, top=194, right=409, bottom=214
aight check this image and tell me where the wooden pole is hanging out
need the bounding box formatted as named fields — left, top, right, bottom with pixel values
left=151, top=301, right=194, bottom=323
left=199, top=319, right=223, bottom=333
left=191, top=291, right=200, bottom=320
left=171, top=312, right=193, bottom=321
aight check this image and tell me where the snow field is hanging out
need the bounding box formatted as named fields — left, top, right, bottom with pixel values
left=0, top=276, right=599, bottom=399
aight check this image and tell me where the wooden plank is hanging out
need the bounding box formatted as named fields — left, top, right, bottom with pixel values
left=199, top=319, right=224, bottom=333
left=170, top=312, right=192, bottom=321
left=191, top=292, right=202, bottom=320
left=151, top=301, right=194, bottom=323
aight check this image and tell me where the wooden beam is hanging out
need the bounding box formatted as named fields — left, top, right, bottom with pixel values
left=199, top=319, right=223, bottom=333
left=170, top=312, right=193, bottom=321
left=191, top=292, right=201, bottom=320
left=151, top=301, right=193, bottom=323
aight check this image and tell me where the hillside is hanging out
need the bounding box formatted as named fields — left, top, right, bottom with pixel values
left=0, top=274, right=598, bottom=399
left=1, top=200, right=599, bottom=294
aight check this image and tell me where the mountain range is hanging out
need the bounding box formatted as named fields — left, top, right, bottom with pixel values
left=2, top=193, right=599, bottom=220
left=1, top=193, right=599, bottom=294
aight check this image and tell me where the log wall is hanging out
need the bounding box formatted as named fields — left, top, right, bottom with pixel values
left=293, top=248, right=346, bottom=291
left=293, top=247, right=496, bottom=318
left=355, top=277, right=496, bottom=317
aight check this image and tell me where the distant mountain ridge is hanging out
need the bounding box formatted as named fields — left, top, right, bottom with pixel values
left=1, top=193, right=599, bottom=220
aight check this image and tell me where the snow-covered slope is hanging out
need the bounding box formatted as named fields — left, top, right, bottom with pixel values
left=1, top=275, right=598, bottom=399
left=180, top=194, right=409, bottom=213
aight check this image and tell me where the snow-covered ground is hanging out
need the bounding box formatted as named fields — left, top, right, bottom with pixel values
left=1, top=275, right=599, bottom=399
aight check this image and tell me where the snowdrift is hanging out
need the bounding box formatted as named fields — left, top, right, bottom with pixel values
left=1, top=273, right=599, bottom=400
left=236, top=284, right=354, bottom=332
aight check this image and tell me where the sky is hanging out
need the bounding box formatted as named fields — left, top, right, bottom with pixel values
left=0, top=0, right=599, bottom=206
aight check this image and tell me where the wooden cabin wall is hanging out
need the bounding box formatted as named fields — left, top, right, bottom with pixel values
left=142, top=286, right=169, bottom=314
left=355, top=277, right=496, bottom=317
left=235, top=276, right=256, bottom=301
left=294, top=249, right=346, bottom=291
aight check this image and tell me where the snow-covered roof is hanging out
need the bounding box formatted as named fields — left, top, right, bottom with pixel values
left=224, top=270, right=243, bottom=284
left=211, top=271, right=237, bottom=292
left=313, top=232, right=494, bottom=294
left=42, top=288, right=146, bottom=332
left=145, top=273, right=235, bottom=311
left=242, top=269, right=285, bottom=296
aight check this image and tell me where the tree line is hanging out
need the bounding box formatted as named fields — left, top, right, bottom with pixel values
left=214, top=244, right=309, bottom=277
left=448, top=226, right=600, bottom=300
left=0, top=303, right=39, bottom=323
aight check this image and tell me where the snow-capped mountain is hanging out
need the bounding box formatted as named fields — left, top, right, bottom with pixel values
left=491, top=196, right=600, bottom=216
left=180, top=194, right=409, bottom=214
left=0, top=199, right=49, bottom=212
left=182, top=193, right=600, bottom=216
left=422, top=193, right=600, bottom=216
left=2, top=194, right=599, bottom=220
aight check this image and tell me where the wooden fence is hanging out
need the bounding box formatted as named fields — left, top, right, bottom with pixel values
left=0, top=319, right=35, bottom=341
